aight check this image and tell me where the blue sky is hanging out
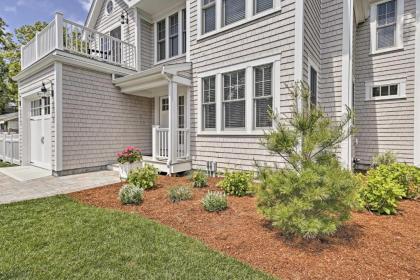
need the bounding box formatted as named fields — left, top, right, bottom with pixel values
left=0, top=0, right=93, bottom=33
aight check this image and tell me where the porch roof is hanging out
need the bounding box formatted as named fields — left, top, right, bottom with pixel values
left=0, top=112, right=18, bottom=123
left=113, top=62, right=192, bottom=97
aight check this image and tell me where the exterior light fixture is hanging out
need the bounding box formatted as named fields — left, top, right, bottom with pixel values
left=38, top=80, right=54, bottom=99
left=121, top=10, right=129, bottom=25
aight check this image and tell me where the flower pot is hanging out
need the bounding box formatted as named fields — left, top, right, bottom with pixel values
left=119, top=161, right=143, bottom=179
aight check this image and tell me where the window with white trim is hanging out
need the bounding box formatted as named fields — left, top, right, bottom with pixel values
left=254, top=0, right=273, bottom=14
left=202, top=76, right=216, bottom=130
left=182, top=9, right=187, bottom=54
left=161, top=98, right=169, bottom=111
left=223, top=0, right=246, bottom=26
left=178, top=95, right=185, bottom=129
left=223, top=70, right=246, bottom=129
left=157, top=20, right=166, bottom=61
left=106, top=0, right=114, bottom=15
left=372, top=84, right=398, bottom=97
left=169, top=13, right=179, bottom=58
left=366, top=80, right=406, bottom=100
left=254, top=64, right=273, bottom=128
left=309, top=66, right=318, bottom=105
left=202, top=0, right=216, bottom=34
left=30, top=99, right=42, bottom=117
left=371, top=0, right=404, bottom=53
left=44, top=97, right=51, bottom=115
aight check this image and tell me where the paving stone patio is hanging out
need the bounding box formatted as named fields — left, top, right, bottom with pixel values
left=0, top=169, right=121, bottom=205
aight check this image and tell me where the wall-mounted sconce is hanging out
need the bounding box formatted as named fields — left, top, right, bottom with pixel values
left=38, top=80, right=54, bottom=99
left=121, top=10, right=129, bottom=25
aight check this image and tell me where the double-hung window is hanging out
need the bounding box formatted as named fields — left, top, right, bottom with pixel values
left=254, top=0, right=273, bottom=14
left=202, top=76, right=216, bottom=130
left=377, top=0, right=397, bottom=49
left=169, top=13, right=179, bottom=58
left=309, top=66, right=318, bottom=105
left=182, top=9, right=187, bottom=54
left=223, top=70, right=246, bottom=129
left=254, top=64, right=273, bottom=128
left=223, top=0, right=246, bottom=26
left=157, top=20, right=166, bottom=61
left=202, top=0, right=216, bottom=34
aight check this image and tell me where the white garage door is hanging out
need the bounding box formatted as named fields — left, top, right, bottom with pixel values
left=30, top=97, right=52, bottom=170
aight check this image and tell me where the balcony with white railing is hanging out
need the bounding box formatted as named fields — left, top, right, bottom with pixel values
left=21, top=13, right=137, bottom=71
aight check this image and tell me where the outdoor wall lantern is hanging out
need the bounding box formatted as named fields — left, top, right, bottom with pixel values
left=121, top=10, right=129, bottom=25
left=38, top=80, right=54, bottom=99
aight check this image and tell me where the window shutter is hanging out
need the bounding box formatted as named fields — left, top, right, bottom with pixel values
left=255, top=0, right=273, bottom=14
left=224, top=0, right=246, bottom=26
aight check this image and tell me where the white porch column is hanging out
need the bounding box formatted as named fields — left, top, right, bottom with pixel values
left=168, top=80, right=178, bottom=166
left=341, top=0, right=354, bottom=169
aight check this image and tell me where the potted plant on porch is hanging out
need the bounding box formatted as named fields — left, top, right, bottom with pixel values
left=117, top=146, right=143, bottom=179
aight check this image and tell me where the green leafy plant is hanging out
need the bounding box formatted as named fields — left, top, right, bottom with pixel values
left=384, top=163, right=420, bottom=199
left=257, top=82, right=357, bottom=239
left=202, top=191, right=228, bottom=212
left=168, top=186, right=193, bottom=203
left=190, top=170, right=208, bottom=188
left=128, top=164, right=158, bottom=190
left=372, top=151, right=397, bottom=167
left=119, top=184, right=144, bottom=205
left=217, top=170, right=253, bottom=197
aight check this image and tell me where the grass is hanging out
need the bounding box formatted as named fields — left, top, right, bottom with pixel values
left=0, top=161, right=14, bottom=168
left=0, top=196, right=275, bottom=280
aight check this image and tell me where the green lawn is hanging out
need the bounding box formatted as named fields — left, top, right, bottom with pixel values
left=0, top=161, right=14, bottom=168
left=0, top=196, right=275, bottom=280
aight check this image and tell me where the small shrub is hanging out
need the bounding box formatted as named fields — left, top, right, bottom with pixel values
left=128, top=164, right=158, bottom=190
left=202, top=191, right=228, bottom=212
left=384, top=163, right=420, bottom=199
left=190, top=170, right=208, bottom=188
left=217, top=170, right=253, bottom=197
left=168, top=186, right=193, bottom=203
left=358, top=165, right=406, bottom=215
left=119, top=184, right=144, bottom=205
left=372, top=151, right=396, bottom=167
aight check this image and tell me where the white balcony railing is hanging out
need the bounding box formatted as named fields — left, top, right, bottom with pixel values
left=21, top=13, right=136, bottom=70
left=152, top=126, right=190, bottom=161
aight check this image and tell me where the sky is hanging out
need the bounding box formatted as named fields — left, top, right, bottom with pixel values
left=0, top=0, right=93, bottom=34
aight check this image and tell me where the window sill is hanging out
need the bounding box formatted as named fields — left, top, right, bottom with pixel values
left=197, top=130, right=269, bottom=137
left=366, top=94, right=407, bottom=101
left=155, top=54, right=186, bottom=66
left=370, top=46, right=404, bottom=56
left=197, top=7, right=281, bottom=41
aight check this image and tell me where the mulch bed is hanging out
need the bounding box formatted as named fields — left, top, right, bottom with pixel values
left=69, top=176, right=420, bottom=280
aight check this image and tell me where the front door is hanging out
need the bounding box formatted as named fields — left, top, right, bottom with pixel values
left=159, top=97, right=169, bottom=128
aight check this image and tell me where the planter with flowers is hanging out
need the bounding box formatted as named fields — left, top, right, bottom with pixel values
left=117, top=146, right=143, bottom=179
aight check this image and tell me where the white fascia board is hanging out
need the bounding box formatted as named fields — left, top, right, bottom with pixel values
left=414, top=0, right=420, bottom=167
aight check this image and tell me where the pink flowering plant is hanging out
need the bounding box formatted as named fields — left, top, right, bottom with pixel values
left=117, top=146, right=142, bottom=164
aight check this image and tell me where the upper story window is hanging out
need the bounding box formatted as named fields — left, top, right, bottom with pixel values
left=106, top=0, right=114, bottom=15
left=254, top=0, right=273, bottom=14
left=202, top=0, right=216, bottom=33
left=157, top=20, right=166, bottom=61
left=169, top=13, right=179, bottom=58
left=155, top=8, right=187, bottom=63
left=223, top=0, right=246, bottom=26
left=370, top=0, right=404, bottom=54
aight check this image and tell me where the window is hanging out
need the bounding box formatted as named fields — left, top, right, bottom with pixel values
left=377, top=0, right=397, bottom=49
left=169, top=13, right=179, bottom=58
left=254, top=65, right=273, bottom=128
left=371, top=0, right=403, bottom=53
left=372, top=84, right=398, bottom=97
left=106, top=0, right=114, bottom=15
left=44, top=97, right=51, bottom=115
left=178, top=96, right=185, bottom=129
left=366, top=80, right=406, bottom=100
left=30, top=99, right=42, bottom=117
left=161, top=98, right=169, bottom=111
left=202, top=0, right=216, bottom=34
left=223, top=0, right=246, bottom=26
left=309, top=66, right=318, bottom=105
left=182, top=9, right=187, bottom=54
left=157, top=20, right=166, bottom=61
left=223, top=70, right=246, bottom=129
left=254, top=0, right=273, bottom=14
left=202, top=76, right=216, bottom=129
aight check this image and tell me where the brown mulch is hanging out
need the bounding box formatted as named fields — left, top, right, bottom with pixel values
left=69, top=176, right=420, bottom=280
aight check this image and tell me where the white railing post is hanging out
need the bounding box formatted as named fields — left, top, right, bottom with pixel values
left=168, top=81, right=178, bottom=166
left=152, top=125, right=159, bottom=161
left=55, top=12, right=64, bottom=50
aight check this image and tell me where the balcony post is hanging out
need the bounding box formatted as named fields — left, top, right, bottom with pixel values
left=55, top=12, right=64, bottom=50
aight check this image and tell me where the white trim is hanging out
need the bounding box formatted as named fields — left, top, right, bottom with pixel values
left=54, top=62, right=63, bottom=171
left=341, top=0, right=353, bottom=169
left=197, top=0, right=281, bottom=40
left=197, top=55, right=281, bottom=135
left=186, top=0, right=191, bottom=62
left=365, top=79, right=407, bottom=101
left=370, top=0, right=404, bottom=55
left=105, top=0, right=115, bottom=16
left=294, top=0, right=304, bottom=83
left=413, top=0, right=420, bottom=167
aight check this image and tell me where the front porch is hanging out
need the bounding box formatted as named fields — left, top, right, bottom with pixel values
left=114, top=63, right=192, bottom=174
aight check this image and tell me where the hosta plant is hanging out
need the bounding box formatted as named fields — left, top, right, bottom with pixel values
left=128, top=164, right=158, bottom=190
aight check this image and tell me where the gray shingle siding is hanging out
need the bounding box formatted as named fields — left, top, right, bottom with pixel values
left=353, top=0, right=416, bottom=165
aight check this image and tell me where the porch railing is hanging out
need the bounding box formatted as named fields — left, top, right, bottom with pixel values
left=21, top=13, right=136, bottom=71
left=152, top=126, right=190, bottom=161
left=0, top=133, right=20, bottom=165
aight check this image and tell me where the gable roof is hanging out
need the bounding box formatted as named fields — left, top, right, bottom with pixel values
left=85, top=0, right=137, bottom=29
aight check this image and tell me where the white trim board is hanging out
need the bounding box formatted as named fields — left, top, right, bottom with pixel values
left=414, top=0, right=420, bottom=167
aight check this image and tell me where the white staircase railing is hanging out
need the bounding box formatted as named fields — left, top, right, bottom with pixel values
left=21, top=13, right=136, bottom=70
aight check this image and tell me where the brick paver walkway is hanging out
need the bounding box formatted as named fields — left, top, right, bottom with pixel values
left=0, top=170, right=120, bottom=205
